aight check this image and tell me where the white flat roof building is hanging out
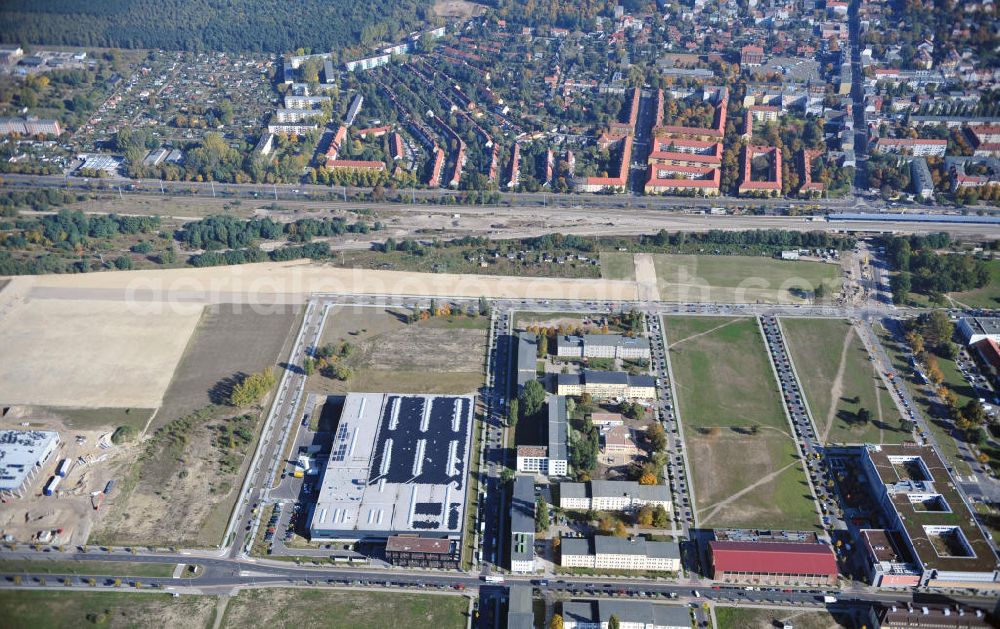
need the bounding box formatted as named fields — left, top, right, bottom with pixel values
left=0, top=430, right=59, bottom=494
left=310, top=393, right=474, bottom=541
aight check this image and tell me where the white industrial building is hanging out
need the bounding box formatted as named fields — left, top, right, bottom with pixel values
left=309, top=393, right=474, bottom=542
left=0, top=430, right=60, bottom=496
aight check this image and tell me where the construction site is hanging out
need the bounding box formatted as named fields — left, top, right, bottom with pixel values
left=0, top=408, right=133, bottom=546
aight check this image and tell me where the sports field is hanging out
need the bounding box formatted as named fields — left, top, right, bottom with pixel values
left=654, top=254, right=840, bottom=303
left=666, top=316, right=818, bottom=530
left=781, top=318, right=909, bottom=445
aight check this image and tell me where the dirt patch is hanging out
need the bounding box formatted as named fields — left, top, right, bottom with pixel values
left=90, top=404, right=264, bottom=547
left=433, top=0, right=487, bottom=19
left=306, top=305, right=486, bottom=395
left=153, top=303, right=301, bottom=431
left=0, top=298, right=203, bottom=408
left=8, top=259, right=639, bottom=303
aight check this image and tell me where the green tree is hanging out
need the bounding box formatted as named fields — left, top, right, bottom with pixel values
left=508, top=399, right=519, bottom=429
left=520, top=380, right=545, bottom=417
left=646, top=423, right=667, bottom=452
left=637, top=504, right=654, bottom=526
left=303, top=357, right=316, bottom=376
left=536, top=496, right=549, bottom=533
left=652, top=505, right=669, bottom=528
left=549, top=614, right=564, bottom=629
left=609, top=614, right=621, bottom=629
left=229, top=367, right=276, bottom=406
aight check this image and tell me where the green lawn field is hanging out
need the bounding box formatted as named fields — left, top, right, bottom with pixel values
left=653, top=254, right=840, bottom=303
left=950, top=259, right=1000, bottom=309
left=0, top=560, right=177, bottom=578
left=781, top=318, right=909, bottom=445
left=221, top=588, right=469, bottom=629
left=715, top=606, right=856, bottom=629
left=665, top=316, right=818, bottom=531
left=600, top=251, right=637, bottom=280
left=0, top=591, right=217, bottom=629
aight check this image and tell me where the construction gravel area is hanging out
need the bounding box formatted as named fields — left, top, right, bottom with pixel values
left=0, top=297, right=203, bottom=408
left=0, top=410, right=131, bottom=546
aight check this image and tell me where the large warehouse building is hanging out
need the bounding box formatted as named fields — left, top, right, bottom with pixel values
left=0, top=430, right=60, bottom=497
left=309, top=393, right=475, bottom=543
left=709, top=540, right=838, bottom=585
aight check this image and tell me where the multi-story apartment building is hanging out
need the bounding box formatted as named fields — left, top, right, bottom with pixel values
left=556, top=334, right=651, bottom=360
left=556, top=371, right=656, bottom=400
left=560, top=536, right=681, bottom=572
left=559, top=480, right=671, bottom=513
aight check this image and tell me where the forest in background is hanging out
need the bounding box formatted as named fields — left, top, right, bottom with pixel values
left=0, top=0, right=438, bottom=54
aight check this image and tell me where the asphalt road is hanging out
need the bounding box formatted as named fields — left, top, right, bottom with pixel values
left=1, top=549, right=994, bottom=614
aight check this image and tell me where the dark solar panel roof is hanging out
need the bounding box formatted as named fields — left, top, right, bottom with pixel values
left=368, top=395, right=470, bottom=490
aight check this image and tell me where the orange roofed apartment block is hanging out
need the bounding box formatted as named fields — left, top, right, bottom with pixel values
left=644, top=86, right=728, bottom=196
left=576, top=87, right=640, bottom=193
left=739, top=145, right=782, bottom=197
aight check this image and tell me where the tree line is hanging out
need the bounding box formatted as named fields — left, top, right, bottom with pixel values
left=883, top=233, right=991, bottom=303
left=175, top=215, right=379, bottom=250
left=0, top=0, right=436, bottom=55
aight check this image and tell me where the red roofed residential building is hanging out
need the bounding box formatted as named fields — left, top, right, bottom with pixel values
left=799, top=149, right=825, bottom=197
left=488, top=145, right=500, bottom=183
left=740, top=45, right=764, bottom=68
left=648, top=139, right=722, bottom=168
left=654, top=87, right=728, bottom=142
left=545, top=149, right=554, bottom=186
left=970, top=126, right=1000, bottom=157
left=326, top=125, right=348, bottom=161
left=506, top=143, right=521, bottom=190
left=325, top=159, right=386, bottom=172
left=739, top=145, right=783, bottom=197
left=428, top=146, right=445, bottom=187
left=710, top=541, right=838, bottom=585
left=577, top=136, right=633, bottom=193
left=565, top=150, right=576, bottom=177
left=873, top=138, right=947, bottom=157
left=645, top=164, right=721, bottom=196
left=356, top=125, right=390, bottom=139
left=390, top=133, right=404, bottom=161
left=449, top=141, right=466, bottom=188
left=973, top=338, right=1000, bottom=384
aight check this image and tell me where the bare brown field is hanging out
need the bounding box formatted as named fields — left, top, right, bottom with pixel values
left=6, top=259, right=639, bottom=303
left=153, top=303, right=301, bottom=430
left=306, top=305, right=487, bottom=395
left=0, top=298, right=203, bottom=408
left=90, top=404, right=263, bottom=547
left=433, top=0, right=487, bottom=18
